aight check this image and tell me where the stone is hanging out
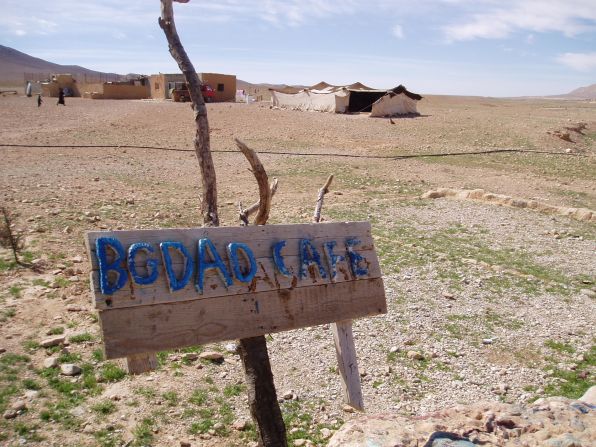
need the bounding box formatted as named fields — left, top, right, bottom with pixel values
left=71, top=256, right=84, bottom=263
left=282, top=390, right=295, bottom=400
left=11, top=400, right=27, bottom=411
left=24, top=390, right=39, bottom=400
left=66, top=304, right=84, bottom=312
left=442, top=292, right=456, bottom=300
left=406, top=350, right=424, bottom=360
left=225, top=343, right=238, bottom=353
left=0, top=348, right=6, bottom=354
left=579, top=385, right=596, bottom=406
left=320, top=428, right=333, bottom=439
left=482, top=338, right=494, bottom=345
left=182, top=353, right=198, bottom=362
left=294, top=439, right=307, bottom=446
left=199, top=351, right=224, bottom=362
left=60, top=363, right=82, bottom=376
left=43, top=356, right=59, bottom=368
left=342, top=404, right=355, bottom=413
left=40, top=335, right=65, bottom=348
left=3, top=409, right=18, bottom=419
left=232, top=419, right=248, bottom=431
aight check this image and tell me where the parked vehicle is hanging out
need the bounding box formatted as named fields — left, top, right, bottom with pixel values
left=171, top=82, right=215, bottom=103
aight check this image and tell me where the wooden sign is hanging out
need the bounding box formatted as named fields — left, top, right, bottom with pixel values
left=85, top=221, right=386, bottom=359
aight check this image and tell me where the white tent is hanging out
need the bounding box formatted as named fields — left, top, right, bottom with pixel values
left=370, top=90, right=419, bottom=116
left=271, top=87, right=350, bottom=113
left=270, top=82, right=422, bottom=115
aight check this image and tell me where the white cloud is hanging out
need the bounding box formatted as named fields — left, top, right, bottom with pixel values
left=556, top=52, right=596, bottom=72
left=392, top=24, right=404, bottom=39
left=443, top=0, right=596, bottom=41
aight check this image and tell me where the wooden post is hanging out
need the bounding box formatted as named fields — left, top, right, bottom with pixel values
left=159, top=3, right=287, bottom=444
left=236, top=139, right=287, bottom=446
left=313, top=175, right=364, bottom=411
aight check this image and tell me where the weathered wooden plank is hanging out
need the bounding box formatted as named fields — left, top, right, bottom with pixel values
left=90, top=250, right=381, bottom=309
left=85, top=222, right=380, bottom=310
left=332, top=320, right=364, bottom=411
left=99, top=277, right=386, bottom=359
left=86, top=222, right=374, bottom=270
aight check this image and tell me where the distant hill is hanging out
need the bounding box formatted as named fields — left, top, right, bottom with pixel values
left=0, top=45, right=123, bottom=84
left=564, top=83, right=596, bottom=99
left=552, top=83, right=596, bottom=100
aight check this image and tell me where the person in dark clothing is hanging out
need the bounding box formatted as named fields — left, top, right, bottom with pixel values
left=37, top=94, right=43, bottom=107
left=57, top=88, right=65, bottom=106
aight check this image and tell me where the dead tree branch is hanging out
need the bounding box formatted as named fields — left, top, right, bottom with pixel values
left=235, top=138, right=272, bottom=225
left=236, top=139, right=287, bottom=446
left=159, top=0, right=219, bottom=226
left=313, top=174, right=334, bottom=223
left=240, top=178, right=278, bottom=224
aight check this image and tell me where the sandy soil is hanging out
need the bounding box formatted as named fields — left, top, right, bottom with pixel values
left=0, top=95, right=594, bottom=446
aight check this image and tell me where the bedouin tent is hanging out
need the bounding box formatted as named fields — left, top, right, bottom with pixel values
left=270, top=82, right=422, bottom=115
left=370, top=85, right=423, bottom=117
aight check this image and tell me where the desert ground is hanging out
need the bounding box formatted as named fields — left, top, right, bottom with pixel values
left=0, top=94, right=594, bottom=446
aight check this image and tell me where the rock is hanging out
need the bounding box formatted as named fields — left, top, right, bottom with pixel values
left=60, top=363, right=82, bottom=376
left=0, top=348, right=5, bottom=354
left=579, top=385, right=596, bottom=405
left=82, top=424, right=95, bottom=434
left=442, top=292, right=456, bottom=300
left=225, top=343, right=238, bottom=353
left=66, top=304, right=84, bottom=312
left=3, top=409, right=18, bottom=419
left=406, top=350, right=424, bottom=360
left=293, top=439, right=307, bottom=446
left=71, top=256, right=84, bottom=263
left=182, top=353, right=198, bottom=362
left=328, top=397, right=594, bottom=447
left=482, top=338, right=494, bottom=345
left=40, top=335, right=65, bottom=348
left=282, top=390, right=296, bottom=400
left=43, top=356, right=59, bottom=369
left=320, top=428, right=333, bottom=439
left=11, top=400, right=27, bottom=411
left=342, top=404, right=355, bottom=413
left=232, top=419, right=248, bottom=431
left=180, top=442, right=191, bottom=447
left=70, top=406, right=86, bottom=417
left=199, top=351, right=224, bottom=362
left=24, top=390, right=39, bottom=400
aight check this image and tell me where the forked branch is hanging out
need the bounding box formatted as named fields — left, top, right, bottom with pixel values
left=236, top=139, right=287, bottom=446
left=240, top=178, right=278, bottom=225
left=235, top=138, right=272, bottom=225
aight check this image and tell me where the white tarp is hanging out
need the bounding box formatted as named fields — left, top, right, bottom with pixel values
left=271, top=89, right=349, bottom=113
left=370, top=92, right=418, bottom=117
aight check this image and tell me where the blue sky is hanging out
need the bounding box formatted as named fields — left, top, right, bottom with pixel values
left=1, top=0, right=595, bottom=96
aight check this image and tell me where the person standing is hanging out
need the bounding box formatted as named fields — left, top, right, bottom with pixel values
left=57, top=88, right=65, bottom=106
left=37, top=94, right=43, bottom=107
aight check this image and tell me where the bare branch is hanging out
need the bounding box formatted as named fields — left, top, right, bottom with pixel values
left=240, top=178, right=278, bottom=224
left=313, top=174, right=334, bottom=223
left=235, top=138, right=271, bottom=225
left=159, top=0, right=219, bottom=226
